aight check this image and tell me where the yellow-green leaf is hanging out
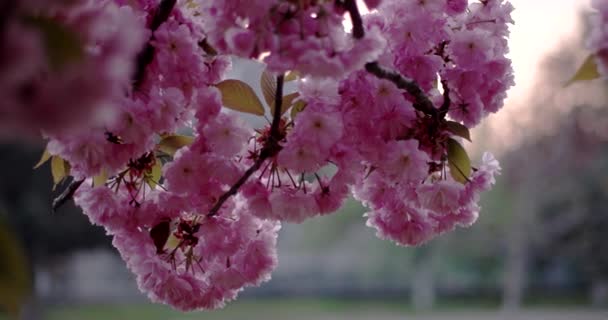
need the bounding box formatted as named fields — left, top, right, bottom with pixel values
left=271, top=92, right=300, bottom=116
left=146, top=159, right=162, bottom=189
left=158, top=135, right=194, bottom=156
left=447, top=138, right=471, bottom=184
left=260, top=71, right=276, bottom=108
left=51, top=156, right=69, bottom=187
left=0, top=220, right=31, bottom=317
left=216, top=79, right=265, bottom=115
left=33, top=149, right=51, bottom=169
left=566, top=54, right=600, bottom=86
left=285, top=70, right=300, bottom=82
left=445, top=121, right=472, bottom=142
left=93, top=168, right=108, bottom=188
left=290, top=100, right=307, bottom=120
left=24, top=16, right=84, bottom=69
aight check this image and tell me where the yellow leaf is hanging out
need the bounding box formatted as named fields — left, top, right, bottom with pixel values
left=566, top=54, right=600, bottom=86
left=33, top=149, right=51, bottom=169
left=284, top=70, right=300, bottom=82
left=166, top=233, right=180, bottom=251
left=158, top=135, right=194, bottom=156
left=146, top=158, right=162, bottom=189
left=447, top=138, right=471, bottom=184
left=271, top=92, right=300, bottom=116
left=93, top=168, right=108, bottom=187
left=260, top=71, right=276, bottom=108
left=0, top=220, right=31, bottom=317
left=290, top=100, right=307, bottom=120
left=216, top=79, right=265, bottom=116
left=51, top=156, right=69, bottom=187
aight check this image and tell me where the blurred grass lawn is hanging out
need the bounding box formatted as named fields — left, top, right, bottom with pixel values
left=48, top=298, right=412, bottom=320
left=1, top=297, right=606, bottom=320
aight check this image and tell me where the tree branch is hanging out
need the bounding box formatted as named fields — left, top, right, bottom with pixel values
left=343, top=0, right=440, bottom=118
left=207, top=74, right=285, bottom=217
left=52, top=179, right=84, bottom=213
left=132, top=0, right=177, bottom=89
left=342, top=0, right=365, bottom=40
left=365, top=62, right=439, bottom=117
left=270, top=75, right=285, bottom=137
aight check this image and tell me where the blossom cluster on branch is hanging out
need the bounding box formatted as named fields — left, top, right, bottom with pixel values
left=10, top=0, right=516, bottom=311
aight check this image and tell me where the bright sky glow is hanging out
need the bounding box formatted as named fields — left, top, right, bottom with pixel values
left=345, top=0, right=596, bottom=154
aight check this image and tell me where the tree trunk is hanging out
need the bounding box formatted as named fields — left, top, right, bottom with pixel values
left=502, top=186, right=533, bottom=310
left=591, top=279, right=608, bottom=307
left=411, top=245, right=437, bottom=311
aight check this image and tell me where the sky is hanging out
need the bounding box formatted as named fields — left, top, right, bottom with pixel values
left=506, top=0, right=590, bottom=105
left=485, top=0, right=600, bottom=153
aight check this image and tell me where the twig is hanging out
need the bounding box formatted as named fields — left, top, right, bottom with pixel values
left=206, top=158, right=266, bottom=217
left=207, top=74, right=285, bottom=217
left=343, top=0, right=440, bottom=118
left=365, top=62, right=439, bottom=117
left=52, top=179, right=84, bottom=213
left=270, top=75, right=285, bottom=137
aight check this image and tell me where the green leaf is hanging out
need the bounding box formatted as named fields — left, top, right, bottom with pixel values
left=51, top=156, right=69, bottom=188
left=260, top=71, right=276, bottom=108
left=24, top=16, right=84, bottom=69
left=447, top=138, right=471, bottom=184
left=146, top=158, right=162, bottom=189
left=445, top=121, right=472, bottom=142
left=216, top=79, right=265, bottom=115
left=33, top=149, right=51, bottom=169
left=290, top=100, right=307, bottom=120
left=158, top=135, right=194, bottom=156
left=566, top=54, right=600, bottom=86
left=0, top=220, right=31, bottom=317
left=271, top=92, right=300, bottom=116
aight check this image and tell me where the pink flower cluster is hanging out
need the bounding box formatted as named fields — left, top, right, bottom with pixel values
left=589, top=0, right=608, bottom=75
left=196, top=0, right=386, bottom=77
left=26, top=0, right=512, bottom=312
left=0, top=0, right=147, bottom=139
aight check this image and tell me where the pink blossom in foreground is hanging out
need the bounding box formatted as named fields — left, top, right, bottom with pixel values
left=0, top=1, right=147, bottom=139
left=22, top=0, right=517, bottom=311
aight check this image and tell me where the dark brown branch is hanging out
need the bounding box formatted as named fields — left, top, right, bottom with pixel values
left=52, top=179, right=84, bottom=213
left=365, top=62, right=439, bottom=117
left=207, top=74, right=285, bottom=217
left=270, top=75, right=285, bottom=137
left=343, top=0, right=365, bottom=39
left=343, top=0, right=440, bottom=118
left=206, top=157, right=266, bottom=217
left=132, top=0, right=177, bottom=89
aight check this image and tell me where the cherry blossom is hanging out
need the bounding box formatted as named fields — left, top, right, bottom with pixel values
left=14, top=0, right=519, bottom=311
